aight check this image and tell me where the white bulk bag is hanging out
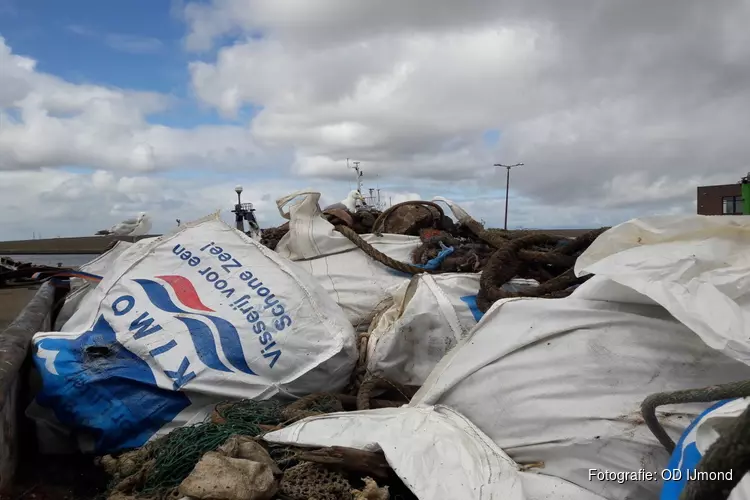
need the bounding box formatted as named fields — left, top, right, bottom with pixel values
left=411, top=279, right=750, bottom=499
left=365, top=274, right=539, bottom=386
left=576, top=214, right=750, bottom=366
left=32, top=215, right=357, bottom=454
left=55, top=240, right=135, bottom=330
left=265, top=405, right=606, bottom=500
left=274, top=191, right=423, bottom=326
left=366, top=273, right=481, bottom=386
left=58, top=237, right=162, bottom=333
left=72, top=240, right=134, bottom=290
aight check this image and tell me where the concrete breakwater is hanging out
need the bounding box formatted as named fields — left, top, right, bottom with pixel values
left=0, top=234, right=158, bottom=255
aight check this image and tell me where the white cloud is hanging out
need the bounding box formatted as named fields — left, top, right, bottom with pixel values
left=0, top=165, right=692, bottom=241
left=185, top=0, right=750, bottom=215
left=0, top=167, right=444, bottom=240
left=189, top=26, right=553, bottom=164
left=3, top=1, right=750, bottom=239
left=0, top=169, right=293, bottom=240
left=0, top=36, right=271, bottom=173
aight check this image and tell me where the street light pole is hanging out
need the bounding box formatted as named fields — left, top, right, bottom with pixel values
left=494, top=163, right=524, bottom=230
left=234, top=185, right=244, bottom=231
left=231, top=185, right=260, bottom=237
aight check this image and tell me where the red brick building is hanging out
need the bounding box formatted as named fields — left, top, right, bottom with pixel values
left=697, top=184, right=744, bottom=215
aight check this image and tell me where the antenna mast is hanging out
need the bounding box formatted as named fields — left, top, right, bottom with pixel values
left=350, top=160, right=363, bottom=194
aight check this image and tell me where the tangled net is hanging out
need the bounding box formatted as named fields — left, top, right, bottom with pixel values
left=100, top=395, right=412, bottom=499
left=212, top=398, right=283, bottom=426
left=280, top=393, right=345, bottom=422
left=103, top=400, right=283, bottom=497
left=140, top=422, right=259, bottom=494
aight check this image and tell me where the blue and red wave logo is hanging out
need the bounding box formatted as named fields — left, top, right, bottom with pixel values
left=134, top=275, right=257, bottom=376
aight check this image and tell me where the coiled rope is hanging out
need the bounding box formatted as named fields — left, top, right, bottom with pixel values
left=335, top=205, right=609, bottom=311
left=371, top=200, right=445, bottom=234
left=640, top=380, right=750, bottom=500
left=641, top=380, right=750, bottom=454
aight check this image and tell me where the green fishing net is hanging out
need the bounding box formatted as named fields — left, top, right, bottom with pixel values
left=107, top=396, right=358, bottom=498
left=137, top=399, right=283, bottom=495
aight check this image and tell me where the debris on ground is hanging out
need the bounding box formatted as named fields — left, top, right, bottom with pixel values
left=352, top=477, right=390, bottom=500
left=279, top=462, right=353, bottom=500
left=93, top=394, right=414, bottom=500
left=22, top=193, right=728, bottom=500
left=100, top=400, right=285, bottom=496
left=217, top=436, right=281, bottom=474
left=178, top=451, right=277, bottom=500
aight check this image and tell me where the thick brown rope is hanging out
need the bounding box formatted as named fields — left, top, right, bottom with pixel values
left=371, top=200, right=445, bottom=234
left=469, top=221, right=606, bottom=311
left=638, top=381, right=750, bottom=500
left=476, top=266, right=592, bottom=311
left=334, top=225, right=436, bottom=275
left=338, top=210, right=608, bottom=310
left=518, top=250, right=577, bottom=268
left=559, top=227, right=609, bottom=255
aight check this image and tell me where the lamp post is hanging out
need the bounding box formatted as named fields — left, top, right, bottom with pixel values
left=494, top=163, right=524, bottom=230
left=233, top=185, right=245, bottom=231
left=231, top=185, right=260, bottom=235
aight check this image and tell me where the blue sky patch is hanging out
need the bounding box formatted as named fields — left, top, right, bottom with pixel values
left=0, top=0, right=185, bottom=92
left=482, top=129, right=501, bottom=147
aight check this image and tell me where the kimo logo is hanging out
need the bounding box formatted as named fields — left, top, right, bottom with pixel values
left=111, top=275, right=258, bottom=378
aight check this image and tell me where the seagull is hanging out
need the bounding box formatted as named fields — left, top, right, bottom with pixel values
left=128, top=213, right=152, bottom=236
left=324, top=190, right=366, bottom=212
left=97, top=212, right=152, bottom=236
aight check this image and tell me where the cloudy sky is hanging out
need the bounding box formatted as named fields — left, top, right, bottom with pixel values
left=0, top=0, right=747, bottom=241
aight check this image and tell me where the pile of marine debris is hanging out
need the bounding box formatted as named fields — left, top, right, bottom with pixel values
left=261, top=200, right=607, bottom=312
left=7, top=199, right=608, bottom=500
